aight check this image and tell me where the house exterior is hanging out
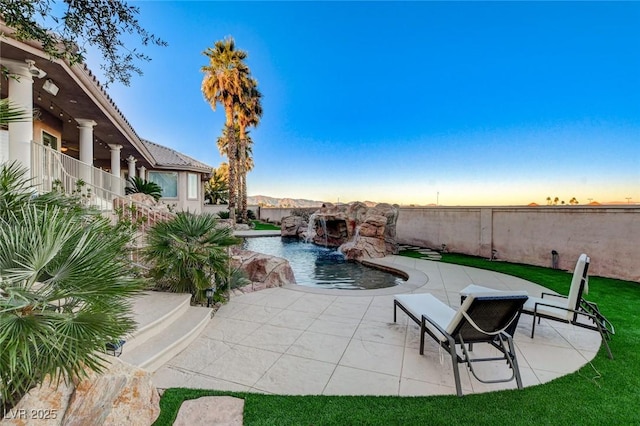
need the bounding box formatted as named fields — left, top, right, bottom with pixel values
left=0, top=21, right=211, bottom=213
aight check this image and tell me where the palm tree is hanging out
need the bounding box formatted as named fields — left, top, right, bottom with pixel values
left=235, top=77, right=262, bottom=223
left=201, top=37, right=250, bottom=224
left=143, top=212, right=240, bottom=300
left=0, top=98, right=32, bottom=125
left=205, top=165, right=229, bottom=205
left=125, top=176, right=163, bottom=201
left=0, top=163, right=143, bottom=409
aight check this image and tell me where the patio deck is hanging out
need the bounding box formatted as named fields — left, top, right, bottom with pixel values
left=152, top=255, right=601, bottom=396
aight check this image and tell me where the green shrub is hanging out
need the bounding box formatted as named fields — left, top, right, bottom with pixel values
left=143, top=212, right=239, bottom=301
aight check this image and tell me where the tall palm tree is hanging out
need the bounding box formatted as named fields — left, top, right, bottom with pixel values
left=201, top=37, right=250, bottom=224
left=217, top=127, right=255, bottom=220
left=235, top=78, right=262, bottom=223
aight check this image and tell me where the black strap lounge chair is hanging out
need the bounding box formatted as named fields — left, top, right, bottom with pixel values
left=394, top=291, right=528, bottom=397
left=520, top=253, right=615, bottom=359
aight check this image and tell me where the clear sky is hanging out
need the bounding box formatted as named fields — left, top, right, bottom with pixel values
left=94, top=1, right=639, bottom=206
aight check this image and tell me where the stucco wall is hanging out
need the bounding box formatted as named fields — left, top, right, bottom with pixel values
left=397, top=206, right=639, bottom=282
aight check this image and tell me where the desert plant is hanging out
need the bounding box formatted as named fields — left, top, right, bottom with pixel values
left=125, top=176, right=162, bottom=201
left=217, top=210, right=230, bottom=219
left=143, top=212, right=240, bottom=300
left=0, top=163, right=144, bottom=410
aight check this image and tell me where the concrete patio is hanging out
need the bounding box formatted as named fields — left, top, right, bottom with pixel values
left=152, top=256, right=601, bottom=396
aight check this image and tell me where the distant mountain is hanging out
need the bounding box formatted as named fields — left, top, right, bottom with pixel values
left=247, top=196, right=395, bottom=208
left=248, top=195, right=326, bottom=208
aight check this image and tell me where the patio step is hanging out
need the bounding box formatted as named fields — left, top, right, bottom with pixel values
left=119, top=292, right=211, bottom=372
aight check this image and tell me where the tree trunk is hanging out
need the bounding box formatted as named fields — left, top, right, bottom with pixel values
left=238, top=126, right=248, bottom=223
left=224, top=108, right=236, bottom=224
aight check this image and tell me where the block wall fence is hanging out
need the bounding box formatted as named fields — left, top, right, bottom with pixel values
left=258, top=206, right=640, bottom=282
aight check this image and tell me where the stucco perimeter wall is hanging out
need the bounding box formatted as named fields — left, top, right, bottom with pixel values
left=398, top=206, right=639, bottom=282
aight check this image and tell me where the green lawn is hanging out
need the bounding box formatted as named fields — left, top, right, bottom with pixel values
left=153, top=252, right=640, bottom=425
left=251, top=220, right=280, bottom=231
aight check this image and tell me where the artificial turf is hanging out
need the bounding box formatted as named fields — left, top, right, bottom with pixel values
left=153, top=252, right=640, bottom=425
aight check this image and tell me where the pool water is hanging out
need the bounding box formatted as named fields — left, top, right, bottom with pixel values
left=242, top=237, right=404, bottom=290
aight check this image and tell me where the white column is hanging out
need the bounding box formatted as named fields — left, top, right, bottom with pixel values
left=76, top=119, right=97, bottom=165
left=3, top=60, right=34, bottom=177
left=127, top=155, right=137, bottom=181
left=76, top=119, right=96, bottom=184
left=138, top=165, right=147, bottom=180
left=108, top=144, right=122, bottom=177
left=108, top=144, right=123, bottom=195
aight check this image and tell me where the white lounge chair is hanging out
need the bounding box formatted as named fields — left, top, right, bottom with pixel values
left=521, top=253, right=615, bottom=359
left=394, top=291, right=528, bottom=396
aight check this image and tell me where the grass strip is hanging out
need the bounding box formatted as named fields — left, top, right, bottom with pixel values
left=154, top=253, right=640, bottom=426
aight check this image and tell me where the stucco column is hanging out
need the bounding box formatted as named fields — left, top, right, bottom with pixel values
left=126, top=155, right=137, bottom=182
left=108, top=144, right=122, bottom=177
left=3, top=60, right=34, bottom=178
left=138, top=165, right=146, bottom=180
left=76, top=119, right=96, bottom=184
left=108, top=144, right=123, bottom=195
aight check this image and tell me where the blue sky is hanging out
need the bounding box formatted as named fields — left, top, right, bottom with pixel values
left=95, top=1, right=639, bottom=206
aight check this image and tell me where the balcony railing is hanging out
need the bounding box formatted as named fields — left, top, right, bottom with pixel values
left=31, top=141, right=126, bottom=211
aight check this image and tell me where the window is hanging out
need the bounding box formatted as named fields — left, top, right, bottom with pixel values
left=187, top=173, right=198, bottom=200
left=148, top=171, right=178, bottom=198
left=42, top=131, right=58, bottom=150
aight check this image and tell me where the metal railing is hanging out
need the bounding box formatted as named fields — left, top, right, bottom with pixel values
left=31, top=141, right=127, bottom=211
left=30, top=141, right=175, bottom=261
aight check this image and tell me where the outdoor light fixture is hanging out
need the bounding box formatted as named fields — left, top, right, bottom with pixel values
left=205, top=284, right=216, bottom=308
left=25, top=59, right=47, bottom=79
left=42, top=79, right=59, bottom=96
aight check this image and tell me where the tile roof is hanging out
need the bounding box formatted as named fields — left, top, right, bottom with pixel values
left=141, top=139, right=212, bottom=174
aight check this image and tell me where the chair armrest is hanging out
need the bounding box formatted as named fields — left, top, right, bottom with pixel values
left=541, top=292, right=568, bottom=300
left=533, top=300, right=599, bottom=323
left=421, top=313, right=452, bottom=340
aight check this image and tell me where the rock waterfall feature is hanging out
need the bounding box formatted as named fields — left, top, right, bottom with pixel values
left=282, top=202, right=400, bottom=261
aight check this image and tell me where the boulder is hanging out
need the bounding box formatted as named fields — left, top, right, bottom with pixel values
left=5, top=356, right=159, bottom=426
left=303, top=202, right=400, bottom=261
left=281, top=216, right=306, bottom=237
left=231, top=249, right=297, bottom=292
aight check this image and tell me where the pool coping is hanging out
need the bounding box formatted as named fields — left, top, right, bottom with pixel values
left=282, top=256, right=429, bottom=296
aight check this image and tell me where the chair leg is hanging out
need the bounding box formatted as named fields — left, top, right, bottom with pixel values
left=505, top=334, right=523, bottom=390
left=531, top=312, right=537, bottom=338
left=448, top=336, right=463, bottom=397
left=594, top=320, right=614, bottom=359
left=419, top=318, right=426, bottom=355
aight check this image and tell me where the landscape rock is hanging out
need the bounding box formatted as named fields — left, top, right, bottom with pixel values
left=173, top=396, right=244, bottom=426
left=295, top=202, right=399, bottom=261
left=231, top=248, right=297, bottom=291
left=281, top=215, right=306, bottom=237
left=5, top=356, right=159, bottom=426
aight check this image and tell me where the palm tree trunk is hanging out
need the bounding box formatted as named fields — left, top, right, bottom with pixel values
left=224, top=109, right=236, bottom=224
left=238, top=126, right=248, bottom=223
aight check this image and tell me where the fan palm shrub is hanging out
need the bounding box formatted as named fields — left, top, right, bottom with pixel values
left=0, top=163, right=144, bottom=410
left=143, top=212, right=240, bottom=301
left=125, top=176, right=163, bottom=201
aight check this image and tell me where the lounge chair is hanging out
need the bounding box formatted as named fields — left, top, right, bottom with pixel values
left=394, top=291, right=528, bottom=396
left=521, top=253, right=615, bottom=359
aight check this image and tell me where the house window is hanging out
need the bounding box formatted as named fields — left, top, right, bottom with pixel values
left=42, top=131, right=58, bottom=150
left=187, top=173, right=198, bottom=200
left=148, top=171, right=178, bottom=198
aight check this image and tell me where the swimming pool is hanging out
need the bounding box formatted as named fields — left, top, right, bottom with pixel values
left=242, top=237, right=404, bottom=290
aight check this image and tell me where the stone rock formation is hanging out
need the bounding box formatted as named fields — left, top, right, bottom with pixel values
left=231, top=248, right=297, bottom=292
left=5, top=356, right=160, bottom=426
left=282, top=202, right=400, bottom=262
left=280, top=215, right=306, bottom=238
